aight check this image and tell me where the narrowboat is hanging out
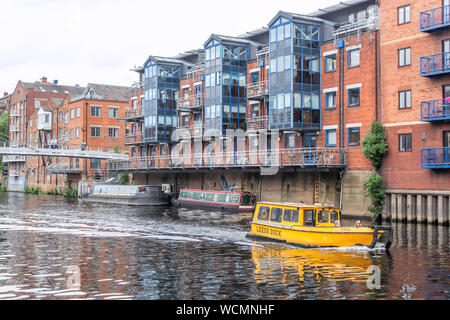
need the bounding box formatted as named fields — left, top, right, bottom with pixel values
left=246, top=202, right=393, bottom=249
left=79, top=183, right=169, bottom=206
left=177, top=189, right=256, bottom=213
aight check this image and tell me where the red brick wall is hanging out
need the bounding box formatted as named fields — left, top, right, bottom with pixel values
left=379, top=0, right=450, bottom=191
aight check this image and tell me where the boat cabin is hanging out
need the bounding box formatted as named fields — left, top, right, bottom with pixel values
left=253, top=202, right=341, bottom=227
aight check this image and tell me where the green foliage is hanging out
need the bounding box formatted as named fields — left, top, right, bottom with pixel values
left=25, top=186, right=44, bottom=195
left=0, top=111, right=9, bottom=172
left=362, top=121, right=388, bottom=170
left=62, top=187, right=78, bottom=198
left=118, top=173, right=129, bottom=185
left=363, top=173, right=386, bottom=218
left=114, top=145, right=120, bottom=153
left=46, top=188, right=62, bottom=196
left=0, top=185, right=6, bottom=192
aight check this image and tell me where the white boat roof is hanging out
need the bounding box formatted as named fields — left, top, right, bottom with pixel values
left=258, top=202, right=339, bottom=209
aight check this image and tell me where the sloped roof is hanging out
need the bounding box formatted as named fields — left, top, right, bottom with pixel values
left=74, top=83, right=131, bottom=102
left=21, top=81, right=85, bottom=96
left=308, top=0, right=375, bottom=17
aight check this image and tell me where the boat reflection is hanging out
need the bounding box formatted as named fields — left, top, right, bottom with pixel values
left=251, top=244, right=389, bottom=298
left=177, top=208, right=253, bottom=226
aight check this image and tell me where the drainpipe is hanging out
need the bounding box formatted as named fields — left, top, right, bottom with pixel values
left=85, top=100, right=88, bottom=179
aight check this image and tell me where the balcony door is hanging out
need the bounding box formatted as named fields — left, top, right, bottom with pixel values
left=303, top=133, right=317, bottom=164
left=443, top=39, right=450, bottom=70
left=444, top=131, right=450, bottom=147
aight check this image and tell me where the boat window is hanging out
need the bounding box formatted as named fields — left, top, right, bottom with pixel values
left=283, top=209, right=299, bottom=223
left=318, top=210, right=329, bottom=223
left=257, top=206, right=271, bottom=221
left=303, top=210, right=316, bottom=226
left=139, top=187, right=147, bottom=193
left=270, top=207, right=283, bottom=222
left=330, top=210, right=339, bottom=223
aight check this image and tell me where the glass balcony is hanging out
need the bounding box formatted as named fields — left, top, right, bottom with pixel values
left=420, top=52, right=450, bottom=76
left=421, top=98, right=450, bottom=121
left=420, top=5, right=450, bottom=32
left=421, top=147, right=450, bottom=169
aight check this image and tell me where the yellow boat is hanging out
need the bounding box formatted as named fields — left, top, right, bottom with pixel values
left=246, top=202, right=393, bottom=249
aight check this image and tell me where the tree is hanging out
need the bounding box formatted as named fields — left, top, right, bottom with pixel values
left=118, top=173, right=129, bottom=185
left=362, top=121, right=388, bottom=170
left=0, top=111, right=9, bottom=172
left=363, top=173, right=386, bottom=218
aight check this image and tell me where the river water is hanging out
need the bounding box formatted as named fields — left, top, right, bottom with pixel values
left=0, top=192, right=448, bottom=300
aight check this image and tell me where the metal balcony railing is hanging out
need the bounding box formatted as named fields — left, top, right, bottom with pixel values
left=420, top=52, right=450, bottom=76
left=108, top=148, right=347, bottom=171
left=420, top=5, right=450, bottom=32
left=177, top=94, right=205, bottom=111
left=2, top=155, right=26, bottom=163
left=247, top=81, right=268, bottom=99
left=246, top=116, right=268, bottom=131
left=421, top=147, right=450, bottom=169
left=125, top=132, right=144, bottom=145
left=420, top=98, right=450, bottom=121
left=125, top=107, right=143, bottom=120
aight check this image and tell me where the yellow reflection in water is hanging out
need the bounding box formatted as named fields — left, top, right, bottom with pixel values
left=252, top=244, right=377, bottom=286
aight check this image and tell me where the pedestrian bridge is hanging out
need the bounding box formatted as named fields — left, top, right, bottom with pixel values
left=0, top=146, right=128, bottom=161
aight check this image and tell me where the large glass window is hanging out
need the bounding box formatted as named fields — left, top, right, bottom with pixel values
left=348, top=49, right=360, bottom=68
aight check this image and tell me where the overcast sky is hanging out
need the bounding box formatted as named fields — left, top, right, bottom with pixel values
left=0, top=0, right=339, bottom=94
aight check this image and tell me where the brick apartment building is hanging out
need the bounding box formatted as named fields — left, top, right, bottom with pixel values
left=6, top=78, right=131, bottom=191
left=111, top=0, right=450, bottom=223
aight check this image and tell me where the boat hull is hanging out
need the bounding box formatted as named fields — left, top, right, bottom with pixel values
left=246, top=222, right=383, bottom=248
left=81, top=195, right=169, bottom=206
left=178, top=199, right=254, bottom=213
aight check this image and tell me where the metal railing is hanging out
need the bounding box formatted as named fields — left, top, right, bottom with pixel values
left=177, top=94, right=205, bottom=110
left=2, top=155, right=26, bottom=162
left=246, top=116, right=268, bottom=131
left=421, top=147, right=450, bottom=169
left=420, top=4, right=450, bottom=32
left=125, top=107, right=143, bottom=119
left=420, top=52, right=450, bottom=76
left=420, top=98, right=450, bottom=121
left=247, top=81, right=268, bottom=99
left=108, top=148, right=347, bottom=171
left=125, top=132, right=144, bottom=145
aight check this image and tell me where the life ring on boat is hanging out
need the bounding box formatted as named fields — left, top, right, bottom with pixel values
left=260, top=208, right=269, bottom=220
left=87, top=182, right=93, bottom=188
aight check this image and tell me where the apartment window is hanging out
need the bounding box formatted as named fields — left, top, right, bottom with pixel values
left=76, top=106, right=80, bottom=118
left=348, top=88, right=360, bottom=106
left=326, top=92, right=337, bottom=109
left=91, top=105, right=101, bottom=117
left=399, top=90, right=412, bottom=109
left=398, top=5, right=411, bottom=25
left=325, top=129, right=337, bottom=147
left=76, top=127, right=80, bottom=138
left=285, top=133, right=295, bottom=148
left=398, top=47, right=411, bottom=67
left=70, top=128, right=74, bottom=139
left=250, top=72, right=259, bottom=84
left=348, top=127, right=360, bottom=146
left=248, top=104, right=258, bottom=118
left=90, top=126, right=101, bottom=137
left=64, top=112, right=69, bottom=124
left=348, top=49, right=360, bottom=68
left=70, top=108, right=74, bottom=119
left=399, top=133, right=412, bottom=152
left=108, top=107, right=119, bottom=118
left=108, top=127, right=119, bottom=138
left=325, top=55, right=336, bottom=72
left=90, top=159, right=101, bottom=170
left=59, top=112, right=63, bottom=122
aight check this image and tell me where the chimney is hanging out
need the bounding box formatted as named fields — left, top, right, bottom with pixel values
left=41, top=76, right=48, bottom=83
left=53, top=79, right=58, bottom=85
left=3, top=92, right=7, bottom=97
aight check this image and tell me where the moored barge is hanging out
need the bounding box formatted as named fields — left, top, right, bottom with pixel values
left=79, top=183, right=169, bottom=206
left=177, top=189, right=256, bottom=213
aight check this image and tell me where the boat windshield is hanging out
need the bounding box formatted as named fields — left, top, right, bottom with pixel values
left=240, top=193, right=255, bottom=206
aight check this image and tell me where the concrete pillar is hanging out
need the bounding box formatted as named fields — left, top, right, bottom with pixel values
left=417, top=195, right=425, bottom=223
left=427, top=195, right=434, bottom=224
left=391, top=194, right=397, bottom=221
left=398, top=194, right=406, bottom=222
left=437, top=195, right=445, bottom=225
